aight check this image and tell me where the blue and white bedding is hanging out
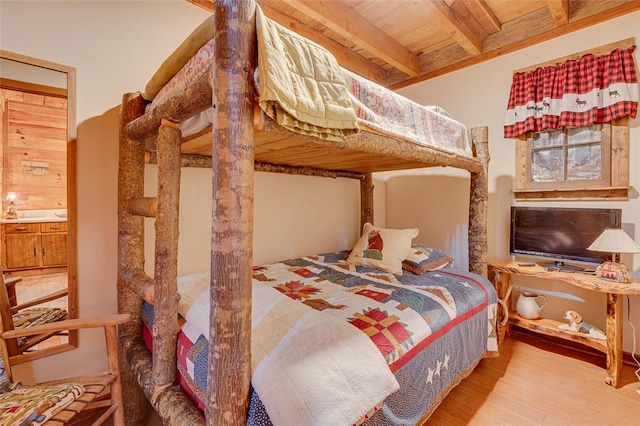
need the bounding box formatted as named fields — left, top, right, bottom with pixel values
left=143, top=249, right=497, bottom=425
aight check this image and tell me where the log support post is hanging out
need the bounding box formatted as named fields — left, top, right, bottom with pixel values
left=360, top=172, right=374, bottom=228
left=208, top=0, right=256, bottom=424
left=605, top=292, right=623, bottom=386
left=468, top=126, right=489, bottom=277
left=153, top=119, right=182, bottom=388
left=117, top=92, right=148, bottom=425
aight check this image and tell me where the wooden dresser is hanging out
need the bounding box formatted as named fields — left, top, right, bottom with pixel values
left=2, top=221, right=67, bottom=273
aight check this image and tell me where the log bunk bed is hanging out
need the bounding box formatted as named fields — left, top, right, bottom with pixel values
left=117, top=1, right=494, bottom=425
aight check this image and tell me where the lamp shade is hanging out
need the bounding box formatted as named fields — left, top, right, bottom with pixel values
left=6, top=192, right=17, bottom=202
left=587, top=228, right=640, bottom=254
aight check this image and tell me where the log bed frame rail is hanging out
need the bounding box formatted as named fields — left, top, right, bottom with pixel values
left=117, top=1, right=490, bottom=425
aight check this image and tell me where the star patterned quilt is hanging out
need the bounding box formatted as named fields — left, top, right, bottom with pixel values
left=142, top=250, right=497, bottom=425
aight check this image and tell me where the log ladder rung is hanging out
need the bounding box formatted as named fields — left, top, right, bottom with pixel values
left=123, top=268, right=155, bottom=305
left=126, top=197, right=157, bottom=218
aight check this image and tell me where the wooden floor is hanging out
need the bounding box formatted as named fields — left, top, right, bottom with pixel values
left=429, top=331, right=640, bottom=425
left=132, top=331, right=640, bottom=425
left=18, top=277, right=636, bottom=424
left=14, top=272, right=68, bottom=310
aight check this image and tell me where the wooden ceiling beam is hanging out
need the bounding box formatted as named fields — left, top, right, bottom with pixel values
left=185, top=0, right=640, bottom=88
left=391, top=2, right=640, bottom=89
left=420, top=0, right=483, bottom=56
left=546, top=0, right=569, bottom=26
left=464, top=0, right=502, bottom=33
left=283, top=0, right=421, bottom=77
left=259, top=3, right=388, bottom=85
left=185, top=0, right=388, bottom=84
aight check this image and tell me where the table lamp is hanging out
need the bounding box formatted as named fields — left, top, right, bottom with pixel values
left=587, top=228, right=640, bottom=283
left=4, top=192, right=18, bottom=220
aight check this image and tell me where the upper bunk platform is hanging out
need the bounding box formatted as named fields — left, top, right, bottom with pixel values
left=122, top=9, right=485, bottom=176
left=128, top=111, right=484, bottom=175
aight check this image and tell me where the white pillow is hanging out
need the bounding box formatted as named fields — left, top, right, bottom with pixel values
left=347, top=223, right=419, bottom=275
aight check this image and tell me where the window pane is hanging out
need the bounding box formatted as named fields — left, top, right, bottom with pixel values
left=532, top=149, right=564, bottom=182
left=532, top=130, right=563, bottom=148
left=567, top=144, right=602, bottom=181
left=567, top=125, right=601, bottom=145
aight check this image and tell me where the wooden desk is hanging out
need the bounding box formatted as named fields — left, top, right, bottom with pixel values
left=489, top=259, right=640, bottom=388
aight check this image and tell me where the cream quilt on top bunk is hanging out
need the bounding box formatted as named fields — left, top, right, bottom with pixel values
left=255, top=6, right=360, bottom=142
left=142, top=9, right=473, bottom=158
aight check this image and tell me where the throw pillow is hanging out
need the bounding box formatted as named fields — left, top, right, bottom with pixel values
left=347, top=223, right=419, bottom=275
left=402, top=243, right=453, bottom=275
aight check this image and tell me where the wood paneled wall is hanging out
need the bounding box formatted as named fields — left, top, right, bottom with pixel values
left=3, top=99, right=67, bottom=211
left=0, top=91, right=4, bottom=198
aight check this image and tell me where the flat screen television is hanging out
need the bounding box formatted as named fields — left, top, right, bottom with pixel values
left=510, top=207, right=622, bottom=271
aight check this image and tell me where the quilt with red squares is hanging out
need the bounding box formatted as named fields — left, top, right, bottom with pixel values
left=143, top=249, right=497, bottom=425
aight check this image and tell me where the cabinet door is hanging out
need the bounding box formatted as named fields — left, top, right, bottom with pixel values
left=4, top=234, right=40, bottom=269
left=41, top=234, right=67, bottom=267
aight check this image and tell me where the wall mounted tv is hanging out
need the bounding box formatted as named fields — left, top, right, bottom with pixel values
left=510, top=207, right=622, bottom=270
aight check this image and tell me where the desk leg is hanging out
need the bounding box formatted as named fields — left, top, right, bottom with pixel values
left=605, top=293, right=622, bottom=387
left=492, top=270, right=511, bottom=343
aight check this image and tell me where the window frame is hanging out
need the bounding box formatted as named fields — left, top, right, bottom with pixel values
left=514, top=118, right=630, bottom=200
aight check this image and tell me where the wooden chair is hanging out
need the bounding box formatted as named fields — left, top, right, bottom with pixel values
left=1, top=274, right=71, bottom=359
left=0, top=272, right=130, bottom=425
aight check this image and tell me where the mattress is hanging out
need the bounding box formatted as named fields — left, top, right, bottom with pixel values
left=142, top=248, right=497, bottom=425
left=145, top=37, right=473, bottom=159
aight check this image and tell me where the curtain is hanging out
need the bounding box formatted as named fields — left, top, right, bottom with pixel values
left=504, top=46, right=638, bottom=138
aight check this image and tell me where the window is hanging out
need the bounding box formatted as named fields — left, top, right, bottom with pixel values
left=530, top=124, right=609, bottom=185
left=514, top=118, right=629, bottom=200
left=505, top=40, right=636, bottom=201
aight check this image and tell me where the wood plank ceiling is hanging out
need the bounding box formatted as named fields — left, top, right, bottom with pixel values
left=187, top=0, right=640, bottom=88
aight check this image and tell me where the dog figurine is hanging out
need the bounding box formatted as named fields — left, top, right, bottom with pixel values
left=558, top=310, right=606, bottom=340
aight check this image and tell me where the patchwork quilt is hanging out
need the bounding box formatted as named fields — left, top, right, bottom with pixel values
left=145, top=17, right=472, bottom=159
left=143, top=250, right=497, bottom=425
left=0, top=383, right=84, bottom=426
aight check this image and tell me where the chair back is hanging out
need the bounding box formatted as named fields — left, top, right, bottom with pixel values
left=0, top=271, right=16, bottom=383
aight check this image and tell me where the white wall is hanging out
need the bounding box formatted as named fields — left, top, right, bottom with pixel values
left=0, top=1, right=361, bottom=382
left=387, top=11, right=640, bottom=353
left=3, top=0, right=639, bottom=379
left=144, top=167, right=361, bottom=272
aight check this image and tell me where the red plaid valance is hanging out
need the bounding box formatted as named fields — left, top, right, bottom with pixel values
left=504, top=46, right=638, bottom=138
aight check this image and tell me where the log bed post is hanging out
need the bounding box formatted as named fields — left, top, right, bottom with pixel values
left=468, top=126, right=490, bottom=277
left=208, top=0, right=256, bottom=424
left=152, top=119, right=182, bottom=388
left=360, top=172, right=374, bottom=228
left=117, top=93, right=148, bottom=425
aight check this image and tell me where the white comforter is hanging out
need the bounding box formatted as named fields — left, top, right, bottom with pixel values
left=179, top=274, right=399, bottom=426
